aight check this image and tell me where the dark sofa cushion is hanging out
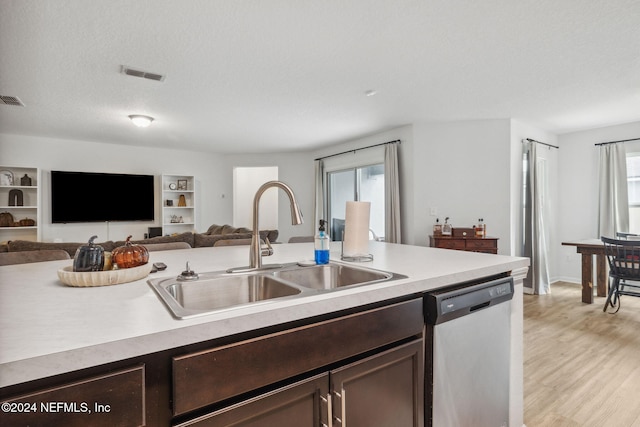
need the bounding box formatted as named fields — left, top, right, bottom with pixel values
left=194, top=232, right=253, bottom=248
left=7, top=240, right=117, bottom=256
left=113, top=232, right=195, bottom=249
left=204, top=224, right=278, bottom=243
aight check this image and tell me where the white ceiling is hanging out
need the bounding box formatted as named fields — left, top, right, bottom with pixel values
left=1, top=0, right=638, bottom=154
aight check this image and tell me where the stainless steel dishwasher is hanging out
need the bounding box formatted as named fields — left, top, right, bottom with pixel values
left=425, top=275, right=513, bottom=427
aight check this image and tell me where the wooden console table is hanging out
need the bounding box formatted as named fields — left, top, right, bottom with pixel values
left=429, top=235, right=498, bottom=254
left=562, top=239, right=607, bottom=304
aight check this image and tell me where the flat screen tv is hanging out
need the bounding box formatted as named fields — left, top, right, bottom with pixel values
left=51, top=171, right=155, bottom=223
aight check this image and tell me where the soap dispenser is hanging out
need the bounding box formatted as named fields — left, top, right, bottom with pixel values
left=315, top=219, right=330, bottom=264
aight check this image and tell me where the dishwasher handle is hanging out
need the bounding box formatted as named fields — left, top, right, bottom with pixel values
left=425, top=276, right=514, bottom=325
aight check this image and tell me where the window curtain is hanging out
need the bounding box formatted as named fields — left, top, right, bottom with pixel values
left=598, top=144, right=629, bottom=238
left=384, top=143, right=402, bottom=243
left=522, top=141, right=550, bottom=294
left=314, top=159, right=326, bottom=231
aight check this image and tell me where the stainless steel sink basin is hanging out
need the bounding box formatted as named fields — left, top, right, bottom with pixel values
left=149, top=273, right=304, bottom=319
left=148, top=262, right=405, bottom=319
left=273, top=263, right=399, bottom=290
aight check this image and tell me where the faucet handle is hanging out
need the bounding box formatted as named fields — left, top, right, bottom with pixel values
left=261, top=236, right=274, bottom=257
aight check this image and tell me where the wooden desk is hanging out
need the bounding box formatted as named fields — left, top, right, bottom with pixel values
left=562, top=239, right=607, bottom=304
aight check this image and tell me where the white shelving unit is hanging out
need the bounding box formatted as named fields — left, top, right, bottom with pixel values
left=0, top=166, right=40, bottom=242
left=161, top=174, right=196, bottom=235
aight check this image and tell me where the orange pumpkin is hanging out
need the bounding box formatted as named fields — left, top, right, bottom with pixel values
left=112, top=235, right=149, bottom=269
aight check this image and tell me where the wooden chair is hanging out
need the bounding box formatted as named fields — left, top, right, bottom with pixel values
left=0, top=249, right=71, bottom=266
left=615, top=232, right=640, bottom=240
left=601, top=236, right=640, bottom=313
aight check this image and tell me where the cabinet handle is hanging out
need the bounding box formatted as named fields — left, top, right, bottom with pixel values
left=326, top=393, right=333, bottom=427
left=331, top=389, right=346, bottom=426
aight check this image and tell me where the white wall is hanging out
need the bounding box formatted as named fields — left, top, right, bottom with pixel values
left=0, top=133, right=229, bottom=242
left=233, top=166, right=279, bottom=229
left=412, top=119, right=513, bottom=254
left=557, top=121, right=640, bottom=283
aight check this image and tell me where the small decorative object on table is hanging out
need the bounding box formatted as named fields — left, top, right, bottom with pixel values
left=112, top=235, right=149, bottom=269
left=433, top=218, right=442, bottom=236
left=165, top=199, right=173, bottom=206
left=178, top=194, right=187, bottom=207
left=169, top=182, right=177, bottom=190
left=73, top=235, right=105, bottom=272
left=442, top=217, right=452, bottom=236
left=20, top=174, right=32, bottom=186
left=177, top=179, right=188, bottom=190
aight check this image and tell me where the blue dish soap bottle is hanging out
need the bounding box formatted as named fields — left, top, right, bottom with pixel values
left=315, top=219, right=330, bottom=264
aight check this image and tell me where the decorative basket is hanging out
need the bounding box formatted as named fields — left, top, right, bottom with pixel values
left=57, top=263, right=152, bottom=287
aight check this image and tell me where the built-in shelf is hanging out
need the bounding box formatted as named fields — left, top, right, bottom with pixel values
left=161, top=174, right=196, bottom=236
left=0, top=166, right=40, bottom=242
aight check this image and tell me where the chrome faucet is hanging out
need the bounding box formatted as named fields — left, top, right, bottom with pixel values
left=226, top=181, right=302, bottom=272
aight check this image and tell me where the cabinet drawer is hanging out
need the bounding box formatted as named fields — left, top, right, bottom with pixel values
left=466, top=239, right=497, bottom=250
left=172, top=298, right=423, bottom=416
left=436, top=239, right=466, bottom=250
left=0, top=365, right=145, bottom=427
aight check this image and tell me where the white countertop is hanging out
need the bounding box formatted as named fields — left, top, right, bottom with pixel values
left=0, top=242, right=528, bottom=387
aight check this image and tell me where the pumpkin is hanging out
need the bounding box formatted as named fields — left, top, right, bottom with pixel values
left=73, top=235, right=105, bottom=272
left=0, top=212, right=14, bottom=227
left=112, top=235, right=149, bottom=269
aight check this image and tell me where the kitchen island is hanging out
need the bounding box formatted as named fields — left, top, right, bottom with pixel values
left=0, top=242, right=528, bottom=426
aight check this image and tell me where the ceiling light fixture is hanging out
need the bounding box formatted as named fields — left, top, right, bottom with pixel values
left=128, top=115, right=154, bottom=128
left=365, top=90, right=377, bottom=97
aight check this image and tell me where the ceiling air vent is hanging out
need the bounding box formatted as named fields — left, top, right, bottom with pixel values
left=121, top=65, right=165, bottom=82
left=0, top=95, right=25, bottom=106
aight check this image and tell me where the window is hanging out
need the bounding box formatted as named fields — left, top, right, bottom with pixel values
left=627, top=154, right=640, bottom=207
left=626, top=154, right=640, bottom=233
left=327, top=164, right=385, bottom=241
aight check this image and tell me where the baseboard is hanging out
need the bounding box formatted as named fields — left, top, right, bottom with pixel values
left=552, top=276, right=580, bottom=285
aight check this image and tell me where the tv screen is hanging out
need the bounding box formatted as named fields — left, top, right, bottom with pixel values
left=51, top=171, right=155, bottom=223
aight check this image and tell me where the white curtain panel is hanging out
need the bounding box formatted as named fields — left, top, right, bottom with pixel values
left=598, top=144, right=629, bottom=238
left=384, top=143, right=402, bottom=244
left=522, top=141, right=550, bottom=294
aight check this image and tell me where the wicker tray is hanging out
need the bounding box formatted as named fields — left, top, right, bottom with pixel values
left=57, top=263, right=152, bottom=287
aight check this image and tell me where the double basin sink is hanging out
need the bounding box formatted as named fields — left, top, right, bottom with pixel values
left=148, top=262, right=406, bottom=319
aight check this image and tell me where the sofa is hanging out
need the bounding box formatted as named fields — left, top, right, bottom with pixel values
left=0, top=224, right=279, bottom=257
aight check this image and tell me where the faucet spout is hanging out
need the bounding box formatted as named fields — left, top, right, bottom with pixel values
left=250, top=181, right=303, bottom=269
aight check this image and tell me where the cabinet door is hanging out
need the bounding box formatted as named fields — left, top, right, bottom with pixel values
left=176, top=374, right=329, bottom=427
left=330, top=339, right=424, bottom=427
left=0, top=365, right=145, bottom=427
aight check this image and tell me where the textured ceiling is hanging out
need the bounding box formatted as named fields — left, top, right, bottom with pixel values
left=0, top=0, right=639, bottom=153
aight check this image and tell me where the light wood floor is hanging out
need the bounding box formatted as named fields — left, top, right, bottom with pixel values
left=524, top=281, right=640, bottom=427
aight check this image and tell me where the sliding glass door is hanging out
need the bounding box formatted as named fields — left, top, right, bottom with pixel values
left=327, top=164, right=384, bottom=241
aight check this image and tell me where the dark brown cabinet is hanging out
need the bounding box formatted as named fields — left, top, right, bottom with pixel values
left=177, top=339, right=423, bottom=427
left=0, top=365, right=146, bottom=427
left=429, top=235, right=498, bottom=254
